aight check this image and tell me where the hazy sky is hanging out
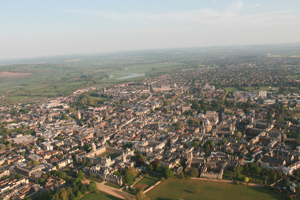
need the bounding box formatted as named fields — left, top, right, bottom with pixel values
left=1, top=0, right=300, bottom=60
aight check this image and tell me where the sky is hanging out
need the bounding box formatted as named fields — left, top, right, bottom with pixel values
left=0, top=0, right=300, bottom=60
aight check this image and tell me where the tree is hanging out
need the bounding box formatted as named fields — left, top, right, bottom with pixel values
left=244, top=177, right=249, bottom=183
left=32, top=160, right=40, bottom=167
left=84, top=144, right=90, bottom=152
left=260, top=170, right=264, bottom=178
left=246, top=128, right=252, bottom=135
left=124, top=173, right=133, bottom=185
left=15, top=174, right=22, bottom=179
left=177, top=121, right=184, bottom=129
left=255, top=167, right=261, bottom=175
left=76, top=191, right=82, bottom=199
left=127, top=167, right=138, bottom=178
left=272, top=172, right=277, bottom=182
left=136, top=158, right=144, bottom=166
left=136, top=190, right=147, bottom=200
left=88, top=181, right=97, bottom=193
left=80, top=184, right=87, bottom=195
left=146, top=164, right=153, bottom=171
left=286, top=179, right=290, bottom=187
left=156, top=163, right=161, bottom=171
left=39, top=177, right=45, bottom=184
left=58, top=172, right=66, bottom=179
left=178, top=172, right=185, bottom=179
left=58, top=188, right=68, bottom=200
left=193, top=141, right=200, bottom=148
left=297, top=185, right=300, bottom=196
left=222, top=139, right=228, bottom=144
left=189, top=168, right=199, bottom=178
left=165, top=167, right=173, bottom=179
left=56, top=163, right=59, bottom=169
left=77, top=170, right=85, bottom=180
left=236, top=172, right=241, bottom=180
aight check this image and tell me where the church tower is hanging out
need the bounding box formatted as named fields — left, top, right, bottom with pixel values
left=77, top=110, right=81, bottom=120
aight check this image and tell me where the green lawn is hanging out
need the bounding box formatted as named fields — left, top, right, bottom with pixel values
left=97, top=152, right=120, bottom=159
left=81, top=192, right=121, bottom=200
left=134, top=174, right=160, bottom=190
left=88, top=176, right=103, bottom=183
left=147, top=179, right=282, bottom=200
left=224, top=87, right=240, bottom=92
left=104, top=182, right=122, bottom=189
left=222, top=170, right=233, bottom=180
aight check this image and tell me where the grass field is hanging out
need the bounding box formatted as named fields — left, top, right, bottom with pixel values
left=222, top=170, right=233, bottom=180
left=88, top=176, right=103, bottom=183
left=104, top=182, right=122, bottom=189
left=97, top=152, right=120, bottom=159
left=81, top=192, right=121, bottom=200
left=134, top=174, right=160, bottom=190
left=147, top=179, right=282, bottom=200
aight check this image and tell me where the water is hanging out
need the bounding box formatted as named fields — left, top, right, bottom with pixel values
left=116, top=73, right=145, bottom=80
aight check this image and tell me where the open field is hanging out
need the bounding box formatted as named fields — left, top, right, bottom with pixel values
left=147, top=179, right=282, bottom=200
left=81, top=192, right=121, bottom=200
left=134, top=174, right=160, bottom=190
left=97, top=151, right=120, bottom=159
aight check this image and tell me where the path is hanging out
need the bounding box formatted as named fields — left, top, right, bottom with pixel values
left=82, top=179, right=135, bottom=200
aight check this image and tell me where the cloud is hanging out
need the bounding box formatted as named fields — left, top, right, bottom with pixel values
left=270, top=10, right=292, bottom=14
left=61, top=2, right=298, bottom=27
left=227, top=1, right=244, bottom=12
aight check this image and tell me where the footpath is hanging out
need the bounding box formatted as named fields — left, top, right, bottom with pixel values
left=82, top=179, right=135, bottom=200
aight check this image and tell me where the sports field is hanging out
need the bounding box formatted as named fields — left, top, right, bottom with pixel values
left=147, top=179, right=282, bottom=200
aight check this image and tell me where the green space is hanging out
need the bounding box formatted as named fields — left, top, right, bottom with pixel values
left=123, top=188, right=137, bottom=195
left=222, top=170, right=233, bottom=180
left=97, top=152, right=120, bottom=159
left=224, top=87, right=240, bottom=92
left=134, top=174, right=160, bottom=190
left=81, top=192, right=121, bottom=200
left=287, top=75, right=300, bottom=80
left=147, top=179, right=281, bottom=200
left=104, top=182, right=122, bottom=189
left=239, top=171, right=264, bottom=184
left=88, top=176, right=103, bottom=183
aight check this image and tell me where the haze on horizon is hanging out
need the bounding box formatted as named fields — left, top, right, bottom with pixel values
left=1, top=0, right=300, bottom=60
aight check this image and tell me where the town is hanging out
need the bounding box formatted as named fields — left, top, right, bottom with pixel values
left=0, top=57, right=300, bottom=200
